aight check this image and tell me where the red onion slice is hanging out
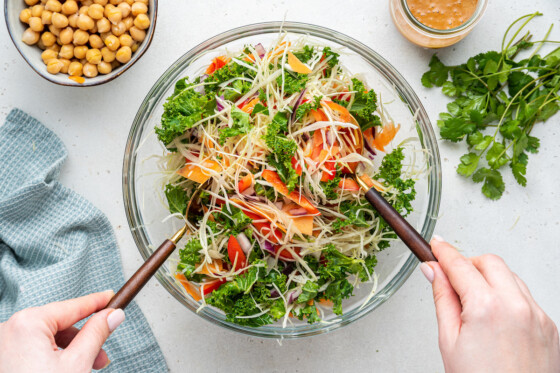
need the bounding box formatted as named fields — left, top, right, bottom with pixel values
left=254, top=43, right=266, bottom=58
left=259, top=240, right=275, bottom=255
left=216, top=95, right=225, bottom=111
left=290, top=89, right=307, bottom=125
left=241, top=186, right=255, bottom=196
left=287, top=288, right=302, bottom=304
left=363, top=127, right=377, bottom=156
left=236, top=232, right=252, bottom=255
left=288, top=207, right=308, bottom=216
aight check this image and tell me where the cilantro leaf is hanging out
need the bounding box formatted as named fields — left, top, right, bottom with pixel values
left=457, top=153, right=480, bottom=177
left=472, top=168, right=505, bottom=200
left=421, top=55, right=449, bottom=88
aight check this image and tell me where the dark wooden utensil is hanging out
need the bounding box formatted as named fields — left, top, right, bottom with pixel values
left=106, top=181, right=208, bottom=310
left=356, top=177, right=437, bottom=262
left=347, top=115, right=436, bottom=262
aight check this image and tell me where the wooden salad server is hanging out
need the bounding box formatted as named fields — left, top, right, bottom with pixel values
left=349, top=118, right=437, bottom=263
left=106, top=181, right=209, bottom=310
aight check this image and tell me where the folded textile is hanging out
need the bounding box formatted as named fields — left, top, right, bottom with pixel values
left=0, top=109, right=168, bottom=372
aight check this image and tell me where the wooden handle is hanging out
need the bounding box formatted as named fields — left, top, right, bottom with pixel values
left=364, top=188, right=437, bottom=262
left=106, top=239, right=177, bottom=310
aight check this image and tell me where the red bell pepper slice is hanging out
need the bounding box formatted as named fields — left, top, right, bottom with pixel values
left=227, top=235, right=247, bottom=271
left=201, top=278, right=226, bottom=296
left=243, top=211, right=283, bottom=243
left=291, top=157, right=302, bottom=176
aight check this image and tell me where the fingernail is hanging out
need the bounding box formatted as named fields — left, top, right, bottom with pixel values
left=432, top=234, right=445, bottom=242
left=420, top=262, right=434, bottom=283
left=107, top=309, right=125, bottom=332
left=102, top=359, right=111, bottom=369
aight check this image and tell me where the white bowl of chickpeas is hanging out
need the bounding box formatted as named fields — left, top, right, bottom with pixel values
left=5, top=0, right=156, bottom=86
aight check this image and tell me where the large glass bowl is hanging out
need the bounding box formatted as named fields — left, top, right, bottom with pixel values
left=123, top=22, right=441, bottom=338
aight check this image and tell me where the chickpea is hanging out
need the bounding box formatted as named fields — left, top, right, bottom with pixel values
left=115, top=45, right=131, bottom=63
left=97, top=17, right=111, bottom=32
left=110, top=59, right=120, bottom=69
left=88, top=4, right=104, bottom=20
left=87, top=34, right=101, bottom=49
left=41, top=10, right=52, bottom=25
left=68, top=61, right=83, bottom=76
left=47, top=43, right=60, bottom=53
left=73, top=45, right=88, bottom=59
left=28, top=17, right=44, bottom=32
left=30, top=5, right=44, bottom=17
left=90, top=23, right=98, bottom=33
left=106, top=7, right=122, bottom=25
left=133, top=13, right=149, bottom=30
left=21, top=28, right=40, bottom=45
left=24, top=0, right=39, bottom=5
left=58, top=58, right=71, bottom=73
left=122, top=16, right=133, bottom=30
left=19, top=9, right=32, bottom=23
left=118, top=2, right=131, bottom=17
left=125, top=0, right=134, bottom=4
left=59, top=44, right=74, bottom=59
left=93, top=0, right=108, bottom=4
left=111, top=21, right=126, bottom=36
left=86, top=48, right=102, bottom=64
left=99, top=31, right=112, bottom=41
left=68, top=13, right=78, bottom=28
left=130, top=42, right=138, bottom=52
left=81, top=0, right=93, bottom=6
left=40, top=31, right=56, bottom=47
left=72, top=29, right=89, bottom=45
left=44, top=0, right=62, bottom=12
left=41, top=48, right=58, bottom=63
left=100, top=47, right=115, bottom=62
left=46, top=58, right=63, bottom=74
left=37, top=39, right=46, bottom=50
left=48, top=24, right=60, bottom=36
left=103, top=4, right=115, bottom=18
left=59, top=27, right=73, bottom=44
left=78, top=6, right=89, bottom=15
left=109, top=0, right=122, bottom=4
left=82, top=62, right=98, bottom=77
left=51, top=12, right=68, bottom=28
left=61, top=0, right=78, bottom=15
left=135, top=0, right=148, bottom=4
left=103, top=34, right=119, bottom=51
left=131, top=2, right=147, bottom=16
left=77, top=14, right=94, bottom=30
left=97, top=61, right=112, bottom=74
left=118, top=33, right=133, bottom=47
left=128, top=26, right=145, bottom=41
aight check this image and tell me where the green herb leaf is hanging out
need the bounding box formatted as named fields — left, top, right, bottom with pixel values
left=472, top=168, right=505, bottom=200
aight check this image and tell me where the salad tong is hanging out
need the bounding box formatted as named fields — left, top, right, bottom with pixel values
left=106, top=181, right=209, bottom=310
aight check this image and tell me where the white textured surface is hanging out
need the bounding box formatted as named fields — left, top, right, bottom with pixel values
left=1, top=1, right=559, bottom=372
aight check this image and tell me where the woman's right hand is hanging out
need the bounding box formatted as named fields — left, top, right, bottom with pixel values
left=421, top=236, right=560, bottom=373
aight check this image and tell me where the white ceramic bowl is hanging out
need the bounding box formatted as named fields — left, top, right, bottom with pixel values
left=4, top=0, right=158, bottom=86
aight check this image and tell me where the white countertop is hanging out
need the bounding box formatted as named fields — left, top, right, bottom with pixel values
left=1, top=1, right=559, bottom=371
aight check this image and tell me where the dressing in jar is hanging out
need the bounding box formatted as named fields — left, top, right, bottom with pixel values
left=390, top=0, right=488, bottom=48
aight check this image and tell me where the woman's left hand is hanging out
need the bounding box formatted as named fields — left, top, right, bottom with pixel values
left=0, top=291, right=125, bottom=373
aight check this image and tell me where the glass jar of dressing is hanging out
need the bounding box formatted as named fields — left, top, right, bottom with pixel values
left=390, top=0, right=488, bottom=48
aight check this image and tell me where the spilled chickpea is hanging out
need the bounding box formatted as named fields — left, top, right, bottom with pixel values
left=19, top=0, right=150, bottom=81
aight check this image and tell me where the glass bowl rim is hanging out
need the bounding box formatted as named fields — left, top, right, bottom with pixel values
left=122, top=21, right=442, bottom=339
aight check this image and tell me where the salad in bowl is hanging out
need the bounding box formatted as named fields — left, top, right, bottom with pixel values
left=153, top=35, right=418, bottom=327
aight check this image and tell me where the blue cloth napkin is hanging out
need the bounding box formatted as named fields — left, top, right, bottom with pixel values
left=0, top=109, right=168, bottom=372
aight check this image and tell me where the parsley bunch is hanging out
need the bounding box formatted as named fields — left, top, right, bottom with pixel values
left=422, top=12, right=560, bottom=199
